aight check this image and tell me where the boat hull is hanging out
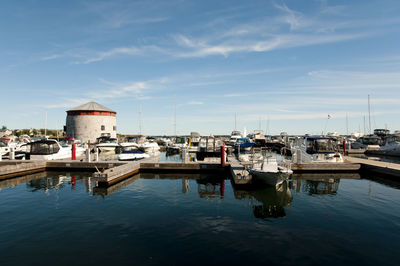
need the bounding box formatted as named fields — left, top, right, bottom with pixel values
left=249, top=169, right=290, bottom=186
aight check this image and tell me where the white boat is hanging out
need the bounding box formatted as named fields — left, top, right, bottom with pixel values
left=139, top=141, right=160, bottom=153
left=117, top=149, right=150, bottom=161
left=291, top=136, right=344, bottom=163
left=248, top=156, right=293, bottom=186
left=96, top=137, right=120, bottom=153
left=27, top=139, right=85, bottom=160
left=228, top=130, right=242, bottom=146
left=188, top=132, right=201, bottom=152
left=366, top=135, right=400, bottom=157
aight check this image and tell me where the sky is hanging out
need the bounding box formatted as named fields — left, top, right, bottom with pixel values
left=1, top=0, right=400, bottom=136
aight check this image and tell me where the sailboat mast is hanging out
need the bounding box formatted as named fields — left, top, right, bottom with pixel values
left=368, top=95, right=371, bottom=135
left=174, top=96, right=177, bottom=137
left=44, top=111, right=47, bottom=137
left=346, top=113, right=349, bottom=136
left=234, top=113, right=237, bottom=131
left=138, top=103, right=142, bottom=135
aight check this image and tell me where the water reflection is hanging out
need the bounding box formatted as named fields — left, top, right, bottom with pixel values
left=289, top=173, right=360, bottom=195
left=233, top=181, right=293, bottom=218
left=0, top=171, right=47, bottom=190
left=26, top=172, right=93, bottom=193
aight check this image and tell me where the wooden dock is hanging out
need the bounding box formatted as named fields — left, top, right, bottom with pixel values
left=227, top=155, right=252, bottom=186
left=0, top=161, right=46, bottom=180
left=290, top=162, right=360, bottom=172
left=94, top=157, right=160, bottom=186
left=345, top=156, right=400, bottom=177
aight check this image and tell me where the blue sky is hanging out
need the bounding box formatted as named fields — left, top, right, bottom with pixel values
left=1, top=0, right=400, bottom=136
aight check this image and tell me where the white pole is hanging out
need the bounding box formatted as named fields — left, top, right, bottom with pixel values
left=94, top=147, right=99, bottom=161
left=86, top=147, right=91, bottom=162
left=10, top=147, right=15, bottom=160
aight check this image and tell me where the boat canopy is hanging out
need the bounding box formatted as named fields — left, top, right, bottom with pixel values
left=305, top=137, right=337, bottom=154
left=27, top=140, right=61, bottom=155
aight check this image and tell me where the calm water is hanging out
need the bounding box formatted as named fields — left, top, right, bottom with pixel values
left=0, top=170, right=399, bottom=266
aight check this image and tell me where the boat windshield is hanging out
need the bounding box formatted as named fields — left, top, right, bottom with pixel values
left=306, top=138, right=336, bottom=154
left=0, top=141, right=6, bottom=147
left=30, top=141, right=60, bottom=155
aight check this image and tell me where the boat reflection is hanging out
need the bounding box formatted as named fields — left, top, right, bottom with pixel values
left=26, top=172, right=93, bottom=193
left=289, top=173, right=360, bottom=195
left=233, top=181, right=293, bottom=218
left=0, top=171, right=47, bottom=190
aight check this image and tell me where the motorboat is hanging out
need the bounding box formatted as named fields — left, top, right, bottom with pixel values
left=26, top=139, right=85, bottom=160
left=291, top=136, right=344, bottom=163
left=228, top=130, right=242, bottom=146
left=365, top=134, right=400, bottom=157
left=188, top=132, right=201, bottom=152
left=235, top=138, right=256, bottom=152
left=117, top=148, right=150, bottom=161
left=96, top=137, right=120, bottom=153
left=248, top=156, right=293, bottom=186
left=139, top=141, right=160, bottom=153
left=119, top=136, right=142, bottom=148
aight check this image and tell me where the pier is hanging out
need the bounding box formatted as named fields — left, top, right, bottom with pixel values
left=1, top=153, right=398, bottom=189
left=345, top=156, right=400, bottom=177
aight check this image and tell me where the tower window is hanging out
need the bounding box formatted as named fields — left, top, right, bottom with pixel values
left=101, top=125, right=105, bottom=131
left=113, top=126, right=116, bottom=131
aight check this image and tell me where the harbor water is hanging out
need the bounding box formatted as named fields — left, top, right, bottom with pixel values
left=0, top=170, right=399, bottom=265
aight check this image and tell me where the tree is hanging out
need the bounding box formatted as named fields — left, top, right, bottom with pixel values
left=1, top=125, right=7, bottom=132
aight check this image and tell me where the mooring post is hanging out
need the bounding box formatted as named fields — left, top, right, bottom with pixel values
left=72, top=143, right=76, bottom=160
left=343, top=139, right=347, bottom=155
left=86, top=147, right=91, bottom=162
left=9, top=147, right=15, bottom=160
left=0, top=152, right=2, bottom=161
left=296, top=149, right=301, bottom=164
left=221, top=144, right=226, bottom=165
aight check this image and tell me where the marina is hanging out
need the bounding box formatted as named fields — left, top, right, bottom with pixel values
left=2, top=1, right=400, bottom=264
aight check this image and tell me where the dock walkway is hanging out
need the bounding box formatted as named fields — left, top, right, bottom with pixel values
left=0, top=161, right=46, bottom=180
left=345, top=156, right=400, bottom=177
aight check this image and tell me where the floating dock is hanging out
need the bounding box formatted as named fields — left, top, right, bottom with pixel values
left=345, top=156, right=400, bottom=177
left=0, top=153, right=398, bottom=188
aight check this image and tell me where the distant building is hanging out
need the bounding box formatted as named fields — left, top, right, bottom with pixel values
left=65, top=102, right=117, bottom=143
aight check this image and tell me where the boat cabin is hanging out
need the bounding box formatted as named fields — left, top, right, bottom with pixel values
left=26, top=140, right=62, bottom=155
left=304, top=137, right=338, bottom=154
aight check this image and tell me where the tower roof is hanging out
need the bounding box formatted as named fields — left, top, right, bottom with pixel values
left=67, top=101, right=116, bottom=113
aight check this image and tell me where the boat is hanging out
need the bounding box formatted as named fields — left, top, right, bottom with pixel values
left=228, top=130, right=242, bottom=147
left=188, top=132, right=201, bottom=152
left=96, top=137, right=120, bottom=153
left=119, top=136, right=140, bottom=149
left=291, top=136, right=344, bottom=163
left=26, top=139, right=85, bottom=160
left=248, top=156, right=293, bottom=186
left=235, top=138, right=256, bottom=152
left=365, top=134, right=400, bottom=157
left=117, top=148, right=150, bottom=161
left=139, top=141, right=160, bottom=154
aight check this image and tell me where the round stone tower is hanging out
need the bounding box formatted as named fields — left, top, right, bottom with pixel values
left=65, top=102, right=117, bottom=143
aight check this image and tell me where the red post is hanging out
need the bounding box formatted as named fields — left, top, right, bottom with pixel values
left=221, top=144, right=226, bottom=166
left=343, top=139, right=346, bottom=155
left=72, top=143, right=76, bottom=160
